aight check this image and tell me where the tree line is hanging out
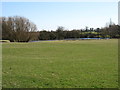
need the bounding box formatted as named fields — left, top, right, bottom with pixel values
left=1, top=16, right=120, bottom=42
left=39, top=25, right=120, bottom=40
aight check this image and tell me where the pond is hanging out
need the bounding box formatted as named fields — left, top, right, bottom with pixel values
left=30, top=38, right=110, bottom=42
left=79, top=38, right=110, bottom=40
left=64, top=38, right=110, bottom=40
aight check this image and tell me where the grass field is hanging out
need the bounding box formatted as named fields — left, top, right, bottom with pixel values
left=2, top=39, right=118, bottom=88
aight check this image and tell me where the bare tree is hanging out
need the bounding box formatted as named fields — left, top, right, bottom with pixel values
left=1, top=16, right=38, bottom=42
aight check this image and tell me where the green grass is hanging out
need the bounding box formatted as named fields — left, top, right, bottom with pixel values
left=2, top=39, right=118, bottom=88
left=0, top=40, right=10, bottom=43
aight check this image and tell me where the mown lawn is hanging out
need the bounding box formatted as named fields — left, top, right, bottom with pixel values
left=2, top=39, right=118, bottom=88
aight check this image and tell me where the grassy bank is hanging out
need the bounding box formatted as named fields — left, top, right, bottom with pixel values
left=2, top=39, right=118, bottom=88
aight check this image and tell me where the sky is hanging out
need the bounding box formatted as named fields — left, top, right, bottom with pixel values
left=2, top=2, right=118, bottom=31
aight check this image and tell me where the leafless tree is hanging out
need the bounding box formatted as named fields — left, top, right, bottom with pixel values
left=1, top=16, right=38, bottom=42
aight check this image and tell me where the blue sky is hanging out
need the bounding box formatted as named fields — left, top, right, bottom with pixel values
left=2, top=2, right=118, bottom=31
